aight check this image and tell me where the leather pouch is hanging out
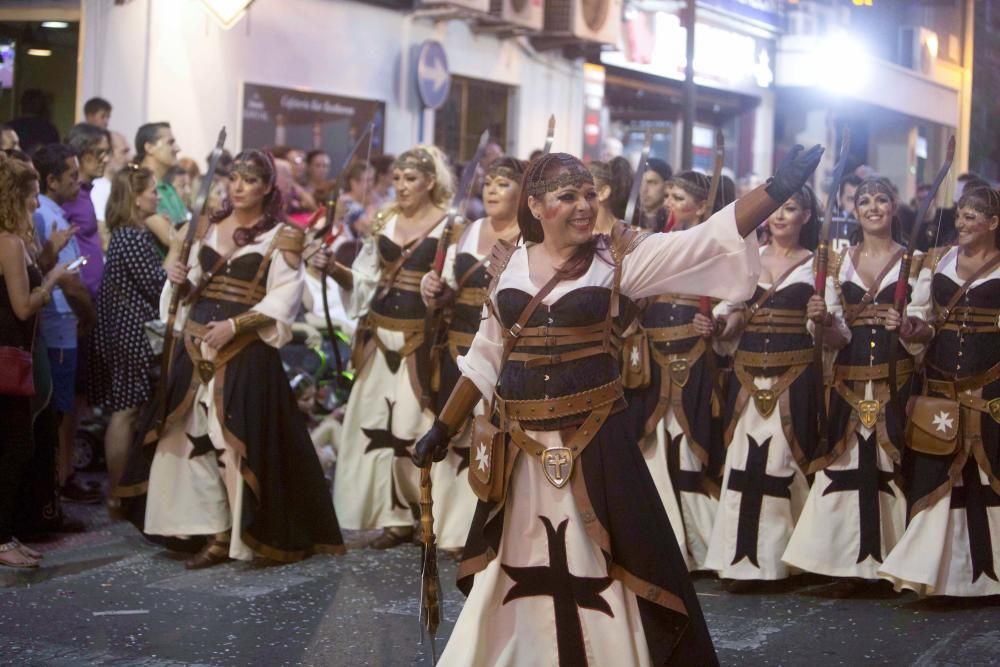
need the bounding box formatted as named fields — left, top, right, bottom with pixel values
left=907, top=395, right=960, bottom=456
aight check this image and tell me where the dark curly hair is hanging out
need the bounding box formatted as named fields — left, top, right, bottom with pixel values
left=957, top=185, right=1000, bottom=249
left=210, top=149, right=285, bottom=246
left=789, top=184, right=820, bottom=251
left=850, top=176, right=902, bottom=245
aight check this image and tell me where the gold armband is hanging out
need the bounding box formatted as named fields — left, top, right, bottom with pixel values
left=231, top=310, right=274, bottom=335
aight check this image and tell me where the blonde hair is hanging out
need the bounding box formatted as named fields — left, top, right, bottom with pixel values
left=106, top=165, right=155, bottom=232
left=396, top=144, right=454, bottom=209
left=0, top=152, right=39, bottom=243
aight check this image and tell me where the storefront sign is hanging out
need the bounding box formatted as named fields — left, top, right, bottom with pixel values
left=240, top=82, right=385, bottom=166
left=602, top=10, right=774, bottom=92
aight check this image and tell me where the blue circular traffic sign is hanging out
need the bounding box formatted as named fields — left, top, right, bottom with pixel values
left=416, top=40, right=451, bottom=110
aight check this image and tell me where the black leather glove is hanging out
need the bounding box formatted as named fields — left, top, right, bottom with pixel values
left=412, top=419, right=451, bottom=468
left=765, top=144, right=824, bottom=204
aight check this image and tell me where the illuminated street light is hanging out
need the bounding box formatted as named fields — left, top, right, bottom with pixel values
left=27, top=49, right=52, bottom=57
left=41, top=21, right=69, bottom=29
left=813, top=32, right=870, bottom=95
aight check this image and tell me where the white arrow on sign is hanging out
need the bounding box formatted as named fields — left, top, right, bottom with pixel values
left=423, top=54, right=449, bottom=94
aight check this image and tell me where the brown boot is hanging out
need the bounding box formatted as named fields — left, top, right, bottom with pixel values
left=368, top=526, right=413, bottom=550
left=185, top=533, right=232, bottom=570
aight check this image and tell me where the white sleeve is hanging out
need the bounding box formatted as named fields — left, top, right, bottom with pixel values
left=712, top=298, right=743, bottom=356
left=343, top=234, right=381, bottom=319
left=621, top=202, right=761, bottom=302
left=441, top=240, right=459, bottom=291
left=456, top=301, right=504, bottom=402
left=251, top=248, right=304, bottom=348
left=901, top=256, right=933, bottom=356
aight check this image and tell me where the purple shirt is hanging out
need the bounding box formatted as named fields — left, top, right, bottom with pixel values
left=61, top=181, right=105, bottom=299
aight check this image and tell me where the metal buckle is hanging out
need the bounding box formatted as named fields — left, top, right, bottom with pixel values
left=668, top=359, right=690, bottom=387
left=752, top=389, right=778, bottom=418
left=196, top=360, right=216, bottom=384
left=508, top=322, right=523, bottom=338
left=857, top=399, right=880, bottom=430
left=541, top=446, right=573, bottom=488
left=989, top=398, right=1000, bottom=425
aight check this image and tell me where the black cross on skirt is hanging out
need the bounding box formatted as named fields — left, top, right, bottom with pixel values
left=501, top=516, right=614, bottom=667
left=727, top=436, right=794, bottom=567
left=666, top=429, right=710, bottom=505
left=949, top=459, right=1000, bottom=584
left=362, top=399, right=415, bottom=510
left=822, top=431, right=895, bottom=564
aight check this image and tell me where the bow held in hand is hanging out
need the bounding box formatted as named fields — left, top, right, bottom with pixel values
left=412, top=420, right=451, bottom=468
left=766, top=144, right=824, bottom=204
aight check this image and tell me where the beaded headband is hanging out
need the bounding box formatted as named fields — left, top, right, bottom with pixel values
left=524, top=162, right=593, bottom=198
left=673, top=172, right=710, bottom=201
left=854, top=178, right=896, bottom=205
left=232, top=152, right=277, bottom=190
left=485, top=165, right=521, bottom=182
left=395, top=149, right=436, bottom=176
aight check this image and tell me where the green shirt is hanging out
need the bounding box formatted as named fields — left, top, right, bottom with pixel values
left=157, top=182, right=189, bottom=227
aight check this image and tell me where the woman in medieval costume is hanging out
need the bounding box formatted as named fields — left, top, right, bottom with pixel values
left=589, top=156, right=633, bottom=235
left=323, top=145, right=455, bottom=549
left=879, top=186, right=1000, bottom=596
left=783, top=176, right=933, bottom=594
left=625, top=170, right=732, bottom=570
left=702, top=185, right=825, bottom=587
left=413, top=147, right=823, bottom=666
left=116, top=150, right=344, bottom=568
left=420, top=156, right=526, bottom=553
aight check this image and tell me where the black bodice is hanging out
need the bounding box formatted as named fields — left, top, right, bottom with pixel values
left=738, top=283, right=814, bottom=362
left=190, top=246, right=266, bottom=324
left=641, top=296, right=703, bottom=355
left=926, top=274, right=1000, bottom=379
left=450, top=251, right=490, bottom=334
left=370, top=235, right=437, bottom=320
left=834, top=281, right=913, bottom=368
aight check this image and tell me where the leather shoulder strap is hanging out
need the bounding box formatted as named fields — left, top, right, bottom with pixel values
left=749, top=252, right=813, bottom=317
left=937, top=252, right=1000, bottom=322
left=500, top=272, right=562, bottom=368
left=485, top=239, right=518, bottom=294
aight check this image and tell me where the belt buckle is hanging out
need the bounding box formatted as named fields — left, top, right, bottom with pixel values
left=753, top=389, right=778, bottom=418
left=989, top=398, right=1000, bottom=425
left=668, top=359, right=690, bottom=387
left=196, top=360, right=216, bottom=384
left=857, top=399, right=880, bottom=429
left=541, top=446, right=573, bottom=488
left=926, top=379, right=956, bottom=399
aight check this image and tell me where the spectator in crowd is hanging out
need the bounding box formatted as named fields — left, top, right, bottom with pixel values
left=638, top=157, right=673, bottom=230
left=1, top=124, right=20, bottom=151
left=838, top=173, right=862, bottom=220
left=370, top=154, right=395, bottom=209
left=271, top=145, right=317, bottom=214
left=204, top=149, right=235, bottom=216
left=135, top=122, right=187, bottom=228
left=178, top=156, right=201, bottom=184
left=83, top=97, right=112, bottom=130
left=32, top=143, right=99, bottom=505
left=288, top=148, right=308, bottom=185
left=163, top=165, right=193, bottom=212
left=8, top=89, right=60, bottom=153
left=89, top=166, right=170, bottom=511
left=338, top=161, right=374, bottom=237
left=305, top=149, right=331, bottom=200
left=91, top=130, right=132, bottom=248
left=0, top=152, right=75, bottom=567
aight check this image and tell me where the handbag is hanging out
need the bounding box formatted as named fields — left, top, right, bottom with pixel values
left=906, top=395, right=960, bottom=456
left=0, top=345, right=34, bottom=397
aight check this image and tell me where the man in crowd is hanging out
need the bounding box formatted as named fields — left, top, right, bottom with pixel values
left=83, top=97, right=112, bottom=130
left=0, top=123, right=20, bottom=151
left=638, top=157, right=673, bottom=230
left=90, top=130, right=132, bottom=246
left=31, top=143, right=100, bottom=504
left=8, top=88, right=60, bottom=152
left=136, top=122, right=187, bottom=227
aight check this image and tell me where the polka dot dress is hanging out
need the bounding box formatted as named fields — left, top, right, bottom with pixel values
left=88, top=226, right=167, bottom=413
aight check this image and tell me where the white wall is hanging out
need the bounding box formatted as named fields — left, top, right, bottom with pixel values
left=79, top=0, right=584, bottom=167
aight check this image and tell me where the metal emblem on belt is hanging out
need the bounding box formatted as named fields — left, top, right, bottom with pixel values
left=989, top=398, right=1000, bottom=425
left=753, top=389, right=778, bottom=418
left=542, top=446, right=573, bottom=488
left=857, top=399, right=880, bottom=429
left=668, top=359, right=690, bottom=387
left=197, top=360, right=216, bottom=384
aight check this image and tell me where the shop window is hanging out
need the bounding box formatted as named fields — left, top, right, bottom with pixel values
left=434, top=75, right=509, bottom=164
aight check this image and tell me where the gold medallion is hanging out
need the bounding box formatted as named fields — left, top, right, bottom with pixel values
left=668, top=359, right=690, bottom=388
left=753, top=389, right=778, bottom=418
left=196, top=360, right=216, bottom=384
left=541, top=447, right=573, bottom=488
left=989, top=398, right=1000, bottom=425
left=858, top=399, right=880, bottom=430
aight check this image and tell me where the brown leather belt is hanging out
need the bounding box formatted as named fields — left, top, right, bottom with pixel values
left=744, top=308, right=808, bottom=335
left=654, top=294, right=707, bottom=308
left=447, top=329, right=476, bottom=349
left=925, top=359, right=1000, bottom=397
left=735, top=348, right=813, bottom=368
left=846, top=304, right=896, bottom=328
left=378, top=268, right=424, bottom=294
left=182, top=321, right=258, bottom=384
left=455, top=287, right=489, bottom=307
left=834, top=359, right=914, bottom=382
left=645, top=323, right=700, bottom=342
left=495, top=380, right=623, bottom=422
left=368, top=311, right=425, bottom=333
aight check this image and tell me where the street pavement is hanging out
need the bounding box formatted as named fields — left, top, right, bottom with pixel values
left=1, top=503, right=998, bottom=667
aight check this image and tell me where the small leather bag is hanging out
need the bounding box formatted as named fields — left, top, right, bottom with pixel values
left=620, top=330, right=651, bottom=389
left=907, top=395, right=961, bottom=456
left=468, top=414, right=507, bottom=503
left=0, top=346, right=34, bottom=397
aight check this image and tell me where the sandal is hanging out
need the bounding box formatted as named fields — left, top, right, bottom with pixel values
left=0, top=541, right=39, bottom=569
left=368, top=527, right=414, bottom=550
left=184, top=533, right=232, bottom=570
left=12, top=538, right=42, bottom=560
